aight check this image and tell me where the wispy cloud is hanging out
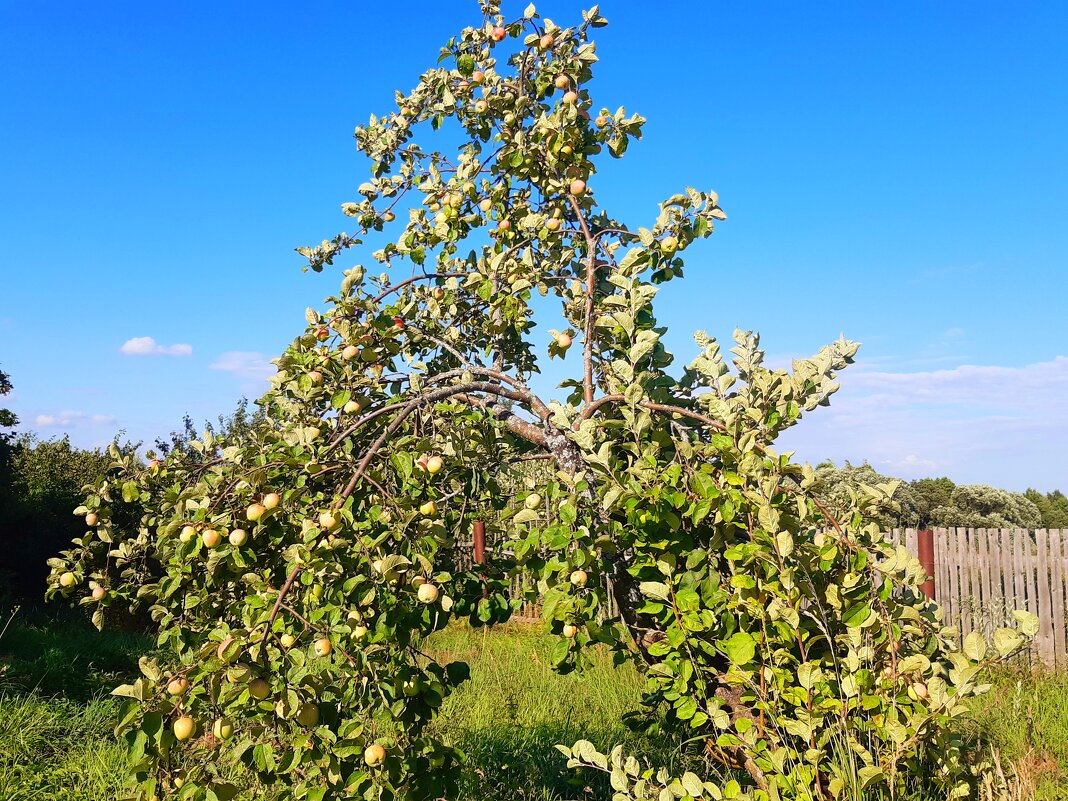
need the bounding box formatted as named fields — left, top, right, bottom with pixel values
left=777, top=355, right=1068, bottom=491
left=120, top=336, right=193, bottom=357
left=209, top=351, right=274, bottom=381
left=35, top=411, right=116, bottom=427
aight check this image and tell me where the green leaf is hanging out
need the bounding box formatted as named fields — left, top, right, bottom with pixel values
left=722, top=632, right=756, bottom=666
left=639, top=581, right=670, bottom=602
left=960, top=631, right=986, bottom=662
left=843, top=603, right=872, bottom=628
left=992, top=627, right=1023, bottom=658
left=1013, top=610, right=1040, bottom=637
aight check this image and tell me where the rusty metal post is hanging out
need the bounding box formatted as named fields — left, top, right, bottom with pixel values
left=917, top=529, right=935, bottom=600
left=472, top=520, right=486, bottom=566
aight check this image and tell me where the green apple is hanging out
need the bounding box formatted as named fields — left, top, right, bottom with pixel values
left=295, top=702, right=320, bottom=727
left=213, top=717, right=235, bottom=740
left=524, top=493, right=542, bottom=510
left=59, top=571, right=77, bottom=588
left=249, top=678, right=270, bottom=700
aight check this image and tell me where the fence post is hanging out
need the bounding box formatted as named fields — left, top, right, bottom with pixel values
left=472, top=520, right=486, bottom=565
left=918, top=529, right=936, bottom=600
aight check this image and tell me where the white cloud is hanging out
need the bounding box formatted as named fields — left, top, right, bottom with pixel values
left=209, top=351, right=275, bottom=381
left=35, top=411, right=117, bottom=428
left=120, top=336, right=193, bottom=357
left=777, top=356, right=1068, bottom=492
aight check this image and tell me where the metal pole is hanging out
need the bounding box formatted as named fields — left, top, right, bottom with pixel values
left=472, top=520, right=486, bottom=565
left=917, top=529, right=935, bottom=600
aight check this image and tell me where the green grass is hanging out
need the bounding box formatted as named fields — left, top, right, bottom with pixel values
left=1, top=610, right=1066, bottom=800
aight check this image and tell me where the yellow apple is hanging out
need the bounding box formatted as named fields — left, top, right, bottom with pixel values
left=562, top=623, right=578, bottom=639
left=524, top=493, right=542, bottom=510
left=425, top=455, right=444, bottom=474
left=246, top=503, right=266, bottom=522
left=417, top=583, right=440, bottom=604
left=342, top=345, right=360, bottom=360
left=59, top=571, right=77, bottom=588
left=419, top=500, right=438, bottom=517
left=84, top=512, right=98, bottom=526
left=280, top=633, right=296, bottom=648
left=228, top=528, right=248, bottom=547
left=180, top=524, right=197, bottom=543
left=173, top=716, right=196, bottom=741
left=364, top=743, right=386, bottom=767
left=570, top=569, right=588, bottom=587
left=262, top=492, right=281, bottom=510
left=212, top=717, right=235, bottom=740
left=314, top=637, right=333, bottom=657
left=202, top=529, right=221, bottom=548
left=167, top=677, right=190, bottom=697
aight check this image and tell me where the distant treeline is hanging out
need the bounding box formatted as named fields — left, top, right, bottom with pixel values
left=813, top=461, right=1068, bottom=530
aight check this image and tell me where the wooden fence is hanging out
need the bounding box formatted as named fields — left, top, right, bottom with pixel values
left=461, top=526, right=1068, bottom=668
left=891, top=528, right=1067, bottom=668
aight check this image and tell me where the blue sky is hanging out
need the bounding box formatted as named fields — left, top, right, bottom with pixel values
left=1, top=1, right=1065, bottom=491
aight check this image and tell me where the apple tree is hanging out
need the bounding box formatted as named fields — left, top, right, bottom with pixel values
left=49, top=4, right=1036, bottom=800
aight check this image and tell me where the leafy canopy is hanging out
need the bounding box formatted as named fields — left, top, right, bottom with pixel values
left=50, top=4, right=1036, bottom=801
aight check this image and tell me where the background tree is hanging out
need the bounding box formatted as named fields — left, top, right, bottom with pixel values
left=1024, top=488, right=1068, bottom=528
left=49, top=5, right=1035, bottom=801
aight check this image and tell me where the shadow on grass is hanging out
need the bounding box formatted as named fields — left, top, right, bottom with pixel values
left=0, top=606, right=151, bottom=700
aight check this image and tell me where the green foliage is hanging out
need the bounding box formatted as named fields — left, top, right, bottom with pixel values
left=1023, top=489, right=1068, bottom=529
left=0, top=437, right=121, bottom=603
left=927, top=484, right=1041, bottom=529
left=47, top=4, right=1036, bottom=800
left=0, top=366, right=16, bottom=443
left=815, top=463, right=1045, bottom=531
left=1, top=620, right=1062, bottom=800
